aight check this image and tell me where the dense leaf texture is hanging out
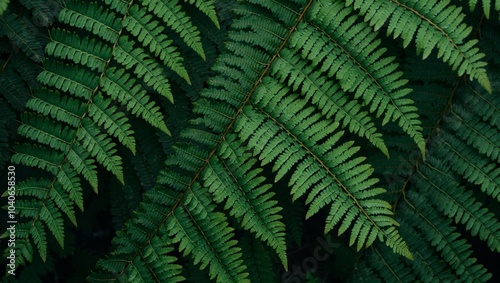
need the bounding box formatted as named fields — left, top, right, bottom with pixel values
left=1, top=0, right=499, bottom=282
left=3, top=0, right=218, bottom=269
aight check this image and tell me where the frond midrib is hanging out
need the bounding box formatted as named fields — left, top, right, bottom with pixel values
left=252, top=101, right=385, bottom=234
left=113, top=0, right=316, bottom=274
left=394, top=77, right=462, bottom=205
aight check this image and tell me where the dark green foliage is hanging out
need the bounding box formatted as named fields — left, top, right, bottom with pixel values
left=1, top=0, right=499, bottom=282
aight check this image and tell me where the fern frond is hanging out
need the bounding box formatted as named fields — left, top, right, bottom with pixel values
left=365, top=244, right=416, bottom=282
left=88, top=94, right=136, bottom=155
left=12, top=144, right=61, bottom=174
left=7, top=0, right=498, bottom=281
left=435, top=130, right=500, bottom=201
left=460, top=0, right=500, bottom=19
left=19, top=0, right=60, bottom=26
left=415, top=157, right=500, bottom=252
left=9, top=51, right=44, bottom=90
left=183, top=0, right=220, bottom=28
left=272, top=49, right=389, bottom=157
left=460, top=80, right=500, bottom=130
left=39, top=201, right=65, bottom=248
left=29, top=222, right=48, bottom=262
left=38, top=60, right=97, bottom=100
left=0, top=12, right=45, bottom=62
left=299, top=0, right=425, bottom=156
left=55, top=162, right=84, bottom=210
left=347, top=0, right=491, bottom=93
left=50, top=182, right=78, bottom=227
left=167, top=187, right=249, bottom=282
left=18, top=113, right=74, bottom=152
left=402, top=191, right=492, bottom=282
left=447, top=104, right=500, bottom=163
left=100, top=69, right=170, bottom=135
left=236, top=86, right=410, bottom=258
left=204, top=134, right=287, bottom=266
left=142, top=0, right=206, bottom=60
left=0, top=63, right=32, bottom=111
left=123, top=5, right=190, bottom=84
left=92, top=236, right=185, bottom=283
left=239, top=235, right=279, bottom=283
left=58, top=1, right=121, bottom=43
left=114, top=37, right=172, bottom=102
left=46, top=29, right=111, bottom=72
left=136, top=238, right=185, bottom=283
left=77, top=118, right=124, bottom=184
left=26, top=89, right=85, bottom=128
left=399, top=225, right=458, bottom=282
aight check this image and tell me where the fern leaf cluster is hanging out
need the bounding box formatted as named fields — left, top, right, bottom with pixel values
left=347, top=0, right=491, bottom=93
left=349, top=40, right=500, bottom=283
left=4, top=0, right=218, bottom=268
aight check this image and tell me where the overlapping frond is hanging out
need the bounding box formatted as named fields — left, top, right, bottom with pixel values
left=350, top=33, right=500, bottom=283
left=19, top=0, right=60, bottom=26
left=346, top=0, right=492, bottom=93
left=90, top=1, right=415, bottom=281
left=3, top=0, right=499, bottom=281
left=299, top=0, right=425, bottom=156
left=0, top=12, right=45, bottom=62
left=7, top=0, right=218, bottom=266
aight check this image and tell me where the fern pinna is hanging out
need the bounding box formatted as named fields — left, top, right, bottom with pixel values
left=1, top=0, right=500, bottom=282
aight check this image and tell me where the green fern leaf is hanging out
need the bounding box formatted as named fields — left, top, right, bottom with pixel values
left=29, top=222, right=47, bottom=262
left=204, top=134, right=287, bottom=267
left=447, top=102, right=500, bottom=163
left=462, top=0, right=500, bottom=19
left=124, top=5, right=191, bottom=84
left=19, top=0, right=60, bottom=26
left=18, top=113, right=73, bottom=152
left=142, top=0, right=206, bottom=60
left=415, top=157, right=500, bottom=252
left=66, top=145, right=98, bottom=192
left=39, top=201, right=65, bottom=248
left=88, top=94, right=136, bottom=155
left=50, top=182, right=78, bottom=227
left=12, top=144, right=61, bottom=174
left=271, top=49, right=389, bottom=157
left=183, top=0, right=220, bottom=28
left=236, top=100, right=410, bottom=258
left=167, top=187, right=249, bottom=283
left=346, top=0, right=491, bottom=93
left=0, top=12, right=45, bottom=62
left=297, top=0, right=425, bottom=156
left=436, top=130, right=500, bottom=201
left=239, top=235, right=278, bottom=283
left=402, top=192, right=492, bottom=282
left=7, top=0, right=499, bottom=281
left=58, top=1, right=121, bottom=43
left=46, top=29, right=111, bottom=72
left=38, top=61, right=97, bottom=100
left=26, top=89, right=86, bottom=128
left=56, top=163, right=84, bottom=211
left=77, top=118, right=124, bottom=184
left=114, top=37, right=173, bottom=102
